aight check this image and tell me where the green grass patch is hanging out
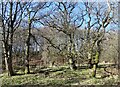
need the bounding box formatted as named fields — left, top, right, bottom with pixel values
left=1, top=66, right=119, bottom=86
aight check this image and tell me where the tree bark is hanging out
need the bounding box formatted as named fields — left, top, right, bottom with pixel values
left=88, top=51, right=93, bottom=69
left=3, top=43, right=14, bottom=76
left=25, top=37, right=30, bottom=74
left=7, top=54, right=14, bottom=76
left=69, top=56, right=77, bottom=70
left=2, top=56, right=6, bottom=71
left=25, top=10, right=31, bottom=74
left=92, top=51, right=99, bottom=77
left=92, top=64, right=97, bottom=77
left=68, top=33, right=77, bottom=70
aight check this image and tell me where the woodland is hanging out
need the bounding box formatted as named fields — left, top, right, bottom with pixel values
left=0, top=1, right=119, bottom=86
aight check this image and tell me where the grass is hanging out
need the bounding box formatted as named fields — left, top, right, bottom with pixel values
left=0, top=66, right=119, bottom=86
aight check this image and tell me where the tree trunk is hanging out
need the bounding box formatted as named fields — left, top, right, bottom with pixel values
left=69, top=57, right=77, bottom=70
left=2, top=36, right=8, bottom=72
left=4, top=48, right=14, bottom=76
left=88, top=51, right=93, bottom=69
left=2, top=44, right=6, bottom=71
left=7, top=54, right=14, bottom=76
left=91, top=51, right=99, bottom=77
left=3, top=42, right=14, bottom=76
left=92, top=64, right=97, bottom=77
left=25, top=41, right=30, bottom=74
left=68, top=33, right=77, bottom=70
left=2, top=56, right=6, bottom=71
left=25, top=10, right=31, bottom=74
left=8, top=33, right=15, bottom=76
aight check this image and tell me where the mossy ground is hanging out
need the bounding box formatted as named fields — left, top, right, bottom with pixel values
left=0, top=66, right=119, bottom=87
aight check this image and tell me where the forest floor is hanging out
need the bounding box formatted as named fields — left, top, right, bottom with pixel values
left=0, top=65, right=119, bottom=87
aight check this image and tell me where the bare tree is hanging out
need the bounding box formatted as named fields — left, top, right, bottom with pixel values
left=40, top=2, right=85, bottom=70
left=24, top=2, right=51, bottom=74
left=1, top=1, right=28, bottom=76
left=82, top=1, right=116, bottom=77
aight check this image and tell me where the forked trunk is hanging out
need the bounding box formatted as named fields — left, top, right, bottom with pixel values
left=3, top=43, right=14, bottom=76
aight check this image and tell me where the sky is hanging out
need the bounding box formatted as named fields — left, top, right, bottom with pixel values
left=0, top=0, right=118, bottom=2
left=0, top=1, right=118, bottom=31
left=33, top=2, right=118, bottom=31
